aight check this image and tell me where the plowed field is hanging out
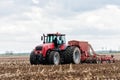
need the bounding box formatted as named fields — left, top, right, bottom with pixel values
left=0, top=56, right=120, bottom=80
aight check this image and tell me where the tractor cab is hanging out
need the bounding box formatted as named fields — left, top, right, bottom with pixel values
left=41, top=33, right=66, bottom=48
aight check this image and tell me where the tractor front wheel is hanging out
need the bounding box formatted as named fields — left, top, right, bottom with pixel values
left=30, top=51, right=43, bottom=65
left=30, top=51, right=36, bottom=65
left=49, top=51, right=60, bottom=65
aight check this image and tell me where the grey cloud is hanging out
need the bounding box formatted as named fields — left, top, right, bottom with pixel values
left=1, top=0, right=120, bottom=18
left=58, top=0, right=120, bottom=12
left=34, top=0, right=120, bottom=17
left=68, top=26, right=120, bottom=37
left=0, top=0, right=32, bottom=17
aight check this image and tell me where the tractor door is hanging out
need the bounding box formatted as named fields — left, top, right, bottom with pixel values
left=57, top=35, right=66, bottom=50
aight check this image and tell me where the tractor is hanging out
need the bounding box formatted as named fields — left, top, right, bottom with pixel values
left=30, top=33, right=115, bottom=65
left=30, top=33, right=81, bottom=65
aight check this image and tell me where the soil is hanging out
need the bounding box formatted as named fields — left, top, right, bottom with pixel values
left=0, top=55, right=120, bottom=80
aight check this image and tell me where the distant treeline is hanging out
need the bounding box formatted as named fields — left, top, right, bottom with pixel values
left=0, top=50, right=120, bottom=56
left=0, top=53, right=29, bottom=56
left=96, top=50, right=120, bottom=54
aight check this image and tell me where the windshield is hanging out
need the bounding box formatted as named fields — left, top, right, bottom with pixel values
left=46, top=35, right=56, bottom=43
left=46, top=35, right=66, bottom=44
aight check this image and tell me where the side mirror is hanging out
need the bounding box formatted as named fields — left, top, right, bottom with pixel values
left=41, top=36, right=43, bottom=41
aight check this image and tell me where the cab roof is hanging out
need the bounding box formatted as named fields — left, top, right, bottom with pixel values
left=47, top=32, right=65, bottom=36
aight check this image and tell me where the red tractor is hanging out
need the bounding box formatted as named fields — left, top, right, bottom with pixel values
left=30, top=33, right=81, bottom=65
left=30, top=33, right=115, bottom=65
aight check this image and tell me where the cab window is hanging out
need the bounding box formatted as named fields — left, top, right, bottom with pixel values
left=46, top=35, right=56, bottom=43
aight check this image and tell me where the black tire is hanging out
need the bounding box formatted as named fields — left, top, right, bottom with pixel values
left=63, top=46, right=81, bottom=64
left=62, top=47, right=73, bottom=64
left=30, top=51, right=36, bottom=65
left=49, top=51, right=60, bottom=65
left=30, top=51, right=42, bottom=65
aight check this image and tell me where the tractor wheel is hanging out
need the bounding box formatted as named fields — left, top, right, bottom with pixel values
left=62, top=47, right=73, bottom=64
left=49, top=51, right=60, bottom=65
left=30, top=51, right=36, bottom=65
left=71, top=47, right=81, bottom=64
left=30, top=51, right=42, bottom=65
left=63, top=46, right=81, bottom=64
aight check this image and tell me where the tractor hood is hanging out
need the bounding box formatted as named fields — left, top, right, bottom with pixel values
left=36, top=43, right=54, bottom=50
left=42, top=43, right=54, bottom=48
left=35, top=43, right=55, bottom=57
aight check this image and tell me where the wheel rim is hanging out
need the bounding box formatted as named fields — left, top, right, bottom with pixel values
left=53, top=52, right=60, bottom=65
left=73, top=48, right=80, bottom=64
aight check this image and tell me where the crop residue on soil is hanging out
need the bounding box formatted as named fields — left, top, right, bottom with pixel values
left=0, top=56, right=120, bottom=80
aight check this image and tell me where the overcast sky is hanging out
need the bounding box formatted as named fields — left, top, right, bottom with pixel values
left=0, top=0, right=120, bottom=53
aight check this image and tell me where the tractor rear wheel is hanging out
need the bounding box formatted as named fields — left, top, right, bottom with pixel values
left=63, top=46, right=81, bottom=64
left=62, top=47, right=72, bottom=64
left=49, top=51, right=60, bottom=65
left=30, top=51, right=42, bottom=65
left=71, top=46, right=81, bottom=64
